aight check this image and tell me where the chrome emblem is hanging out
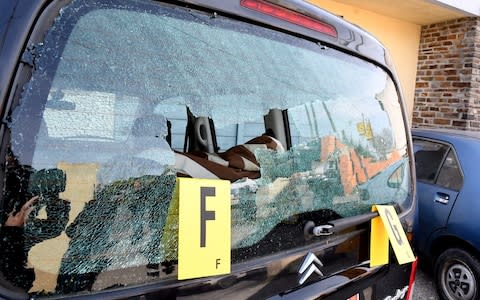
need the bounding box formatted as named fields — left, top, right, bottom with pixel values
left=298, top=252, right=324, bottom=285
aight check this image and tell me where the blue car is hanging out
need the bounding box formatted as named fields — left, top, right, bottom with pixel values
left=413, top=128, right=480, bottom=300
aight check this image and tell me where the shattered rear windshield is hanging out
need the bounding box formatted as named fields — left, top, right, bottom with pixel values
left=1, top=0, right=411, bottom=296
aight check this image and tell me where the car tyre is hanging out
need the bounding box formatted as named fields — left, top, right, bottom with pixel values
left=434, top=248, right=480, bottom=300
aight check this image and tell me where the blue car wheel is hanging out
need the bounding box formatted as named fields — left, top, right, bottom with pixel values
left=435, top=248, right=480, bottom=300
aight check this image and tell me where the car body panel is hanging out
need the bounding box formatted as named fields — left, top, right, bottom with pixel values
left=0, top=0, right=45, bottom=118
left=415, top=181, right=459, bottom=252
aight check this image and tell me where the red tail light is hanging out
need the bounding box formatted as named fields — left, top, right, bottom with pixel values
left=406, top=257, right=418, bottom=300
left=240, top=0, right=337, bottom=37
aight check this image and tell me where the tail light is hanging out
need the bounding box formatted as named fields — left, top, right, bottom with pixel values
left=406, top=257, right=418, bottom=300
left=240, top=0, right=337, bottom=37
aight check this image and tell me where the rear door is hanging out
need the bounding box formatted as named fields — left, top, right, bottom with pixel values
left=0, top=0, right=414, bottom=299
left=413, top=138, right=463, bottom=253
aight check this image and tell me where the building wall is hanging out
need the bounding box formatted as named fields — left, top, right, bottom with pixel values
left=308, top=0, right=422, bottom=119
left=413, top=18, right=480, bottom=130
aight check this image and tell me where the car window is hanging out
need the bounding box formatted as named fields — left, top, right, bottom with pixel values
left=436, top=149, right=463, bottom=190
left=413, top=139, right=449, bottom=182
left=2, top=0, right=411, bottom=296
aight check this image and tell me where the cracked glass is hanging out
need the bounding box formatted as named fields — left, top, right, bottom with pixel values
left=1, top=0, right=411, bottom=296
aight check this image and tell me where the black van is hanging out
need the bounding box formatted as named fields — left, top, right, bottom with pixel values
left=0, top=0, right=416, bottom=299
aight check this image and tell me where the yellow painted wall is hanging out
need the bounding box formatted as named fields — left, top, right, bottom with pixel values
left=308, top=0, right=421, bottom=120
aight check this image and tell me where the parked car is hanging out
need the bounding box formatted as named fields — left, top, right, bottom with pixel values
left=413, top=128, right=480, bottom=300
left=0, top=0, right=416, bottom=299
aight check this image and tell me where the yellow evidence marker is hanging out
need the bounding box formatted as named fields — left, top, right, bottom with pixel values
left=370, top=205, right=415, bottom=267
left=177, top=178, right=231, bottom=280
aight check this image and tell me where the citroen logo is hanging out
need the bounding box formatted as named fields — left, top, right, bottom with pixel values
left=298, top=252, right=324, bottom=285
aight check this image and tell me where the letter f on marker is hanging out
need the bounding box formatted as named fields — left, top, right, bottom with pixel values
left=200, top=187, right=216, bottom=247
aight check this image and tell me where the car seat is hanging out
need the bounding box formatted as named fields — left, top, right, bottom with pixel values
left=175, top=135, right=284, bottom=182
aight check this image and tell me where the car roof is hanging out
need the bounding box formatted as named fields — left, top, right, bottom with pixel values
left=412, top=127, right=480, bottom=144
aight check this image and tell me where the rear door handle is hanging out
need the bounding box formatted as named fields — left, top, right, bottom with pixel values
left=434, top=193, right=449, bottom=204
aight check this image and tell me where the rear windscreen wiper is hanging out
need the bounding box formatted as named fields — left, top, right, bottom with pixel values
left=304, top=211, right=379, bottom=237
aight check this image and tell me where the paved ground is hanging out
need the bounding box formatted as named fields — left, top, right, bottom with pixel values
left=412, top=265, right=439, bottom=300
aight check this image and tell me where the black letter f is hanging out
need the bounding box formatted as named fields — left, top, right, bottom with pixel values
left=200, top=187, right=216, bottom=247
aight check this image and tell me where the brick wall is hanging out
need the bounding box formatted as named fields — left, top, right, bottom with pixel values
left=413, top=17, right=480, bottom=130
